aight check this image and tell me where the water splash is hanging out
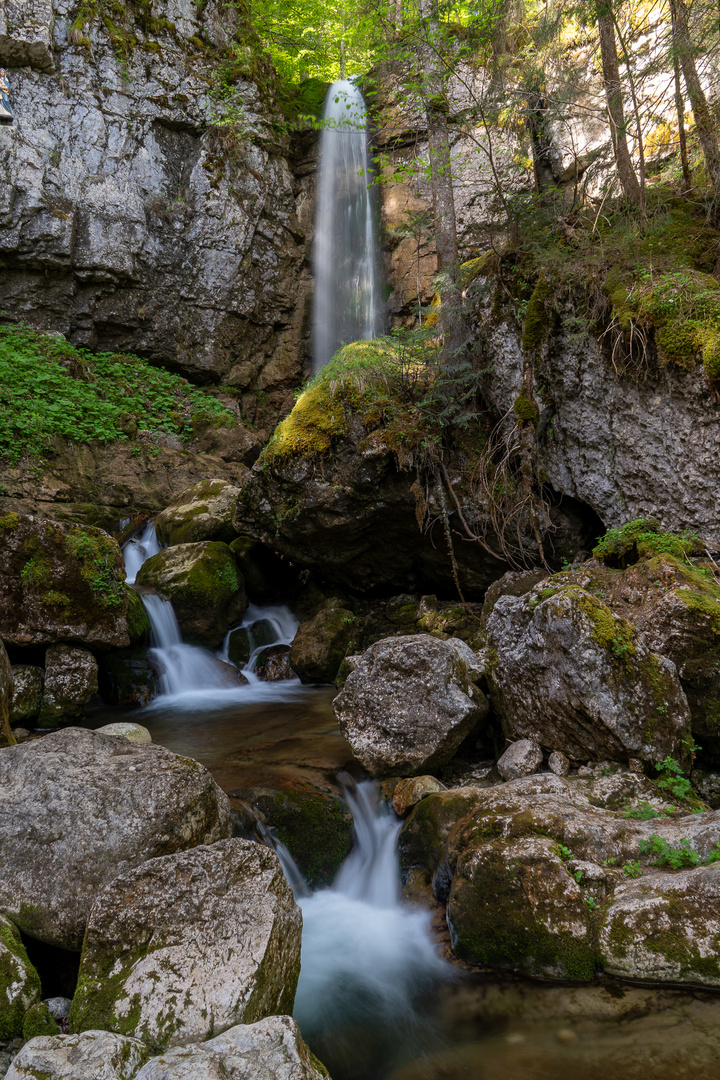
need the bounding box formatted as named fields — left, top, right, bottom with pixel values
left=313, top=80, right=383, bottom=372
left=123, top=521, right=161, bottom=584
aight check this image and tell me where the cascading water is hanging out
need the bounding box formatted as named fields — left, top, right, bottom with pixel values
left=313, top=79, right=383, bottom=372
left=123, top=520, right=161, bottom=584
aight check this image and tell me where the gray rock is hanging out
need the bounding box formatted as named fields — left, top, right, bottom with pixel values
left=692, top=770, right=720, bottom=809
left=4, top=1031, right=149, bottom=1080
left=70, top=840, right=302, bottom=1051
left=497, top=740, right=543, bottom=781
left=133, top=1016, right=328, bottom=1080
left=0, top=641, right=13, bottom=747
left=487, top=587, right=691, bottom=764
left=0, top=0, right=54, bottom=71
left=392, top=776, right=447, bottom=816
left=95, top=722, right=152, bottom=743
left=43, top=999, right=71, bottom=1023
left=548, top=750, right=571, bottom=776
left=154, top=480, right=242, bottom=546
left=9, top=665, right=43, bottom=723
left=38, top=646, right=98, bottom=727
left=0, top=727, right=231, bottom=949
left=334, top=635, right=489, bottom=776
left=0, top=914, right=41, bottom=1041
left=290, top=607, right=357, bottom=684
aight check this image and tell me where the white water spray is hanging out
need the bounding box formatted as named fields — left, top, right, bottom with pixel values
left=123, top=521, right=161, bottom=584
left=313, top=80, right=383, bottom=372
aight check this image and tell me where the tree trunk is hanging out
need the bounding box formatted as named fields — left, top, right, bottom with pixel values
left=670, top=1, right=691, bottom=192
left=419, top=0, right=465, bottom=361
left=597, top=6, right=642, bottom=206
left=671, top=0, right=720, bottom=201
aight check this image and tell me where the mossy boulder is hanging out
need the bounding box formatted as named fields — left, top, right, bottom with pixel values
left=0, top=913, right=41, bottom=1040
left=0, top=515, right=130, bottom=648
left=154, top=479, right=242, bottom=546
left=9, top=664, right=43, bottom=724
left=136, top=541, right=247, bottom=649
left=22, top=1001, right=61, bottom=1040
left=6, top=1030, right=150, bottom=1078
left=98, top=651, right=158, bottom=709
left=37, top=645, right=99, bottom=727
left=0, top=641, right=15, bottom=748
left=290, top=607, right=357, bottom=684
left=126, top=588, right=151, bottom=646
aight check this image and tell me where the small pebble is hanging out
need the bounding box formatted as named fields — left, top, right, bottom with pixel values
left=556, top=1028, right=578, bottom=1044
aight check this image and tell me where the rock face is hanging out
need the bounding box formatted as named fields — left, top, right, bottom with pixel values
left=8, top=664, right=43, bottom=723
left=0, top=0, right=311, bottom=408
left=0, top=515, right=130, bottom=648
left=0, top=727, right=231, bottom=949
left=154, top=480, right=242, bottom=546
left=5, top=1031, right=149, bottom=1080
left=289, top=607, right=357, bottom=683
left=136, top=541, right=247, bottom=649
left=37, top=645, right=98, bottom=727
left=255, top=645, right=294, bottom=682
left=98, top=650, right=159, bottom=709
left=487, top=586, right=691, bottom=764
left=0, top=641, right=14, bottom=747
left=334, top=635, right=489, bottom=776
left=133, top=1017, right=329, bottom=1080
left=70, top=840, right=302, bottom=1051
left=0, top=914, right=41, bottom=1040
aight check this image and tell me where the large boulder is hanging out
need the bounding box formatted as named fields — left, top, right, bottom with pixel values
left=486, top=585, right=692, bottom=765
left=136, top=542, right=247, bottom=649
left=37, top=645, right=98, bottom=727
left=0, top=728, right=231, bottom=949
left=154, top=480, right=242, bottom=547
left=133, top=1017, right=329, bottom=1080
left=334, top=635, right=489, bottom=776
left=98, top=650, right=159, bottom=709
left=70, top=840, right=302, bottom=1051
left=5, top=1030, right=149, bottom=1080
left=0, top=515, right=130, bottom=648
left=0, top=640, right=14, bottom=747
left=8, top=664, right=43, bottom=724
left=290, top=607, right=357, bottom=684
left=0, top=914, right=41, bottom=1040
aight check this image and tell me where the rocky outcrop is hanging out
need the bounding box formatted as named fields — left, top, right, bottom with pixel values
left=334, top=635, right=489, bottom=776
left=37, top=645, right=98, bottom=726
left=5, top=1030, right=150, bottom=1080
left=290, top=607, right=356, bottom=683
left=255, top=645, right=294, bottom=681
left=154, top=479, right=242, bottom=546
left=136, top=541, right=246, bottom=649
left=0, top=515, right=130, bottom=648
left=0, top=641, right=14, bottom=747
left=0, top=728, right=231, bottom=949
left=486, top=585, right=691, bottom=765
left=70, top=840, right=302, bottom=1050
left=98, top=651, right=159, bottom=710
left=0, top=914, right=41, bottom=1041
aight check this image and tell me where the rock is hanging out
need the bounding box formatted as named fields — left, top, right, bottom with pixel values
left=692, top=770, right=720, bottom=809
left=0, top=515, right=130, bottom=648
left=392, top=776, right=447, bottom=816
left=98, top=651, right=159, bottom=709
left=334, top=635, right=489, bottom=776
left=0, top=727, right=231, bottom=950
left=227, top=619, right=276, bottom=666
left=37, top=646, right=98, bottom=727
left=0, top=641, right=14, bottom=747
left=154, top=480, right=242, bottom=546
left=548, top=750, right=570, bottom=776
left=0, top=914, right=41, bottom=1041
left=22, top=1003, right=60, bottom=1040
left=0, top=0, right=54, bottom=72
left=95, top=722, right=152, bottom=744
left=4, top=1030, right=149, bottom=1080
left=479, top=569, right=547, bottom=628
left=44, top=999, right=72, bottom=1024
left=136, top=542, right=247, bottom=649
left=8, top=665, right=43, bottom=723
left=255, top=645, right=294, bottom=682
left=487, top=586, right=691, bottom=764
left=497, top=740, right=543, bottom=781
left=70, top=839, right=302, bottom=1051
left=290, top=608, right=357, bottom=684
left=133, top=1016, right=329, bottom=1080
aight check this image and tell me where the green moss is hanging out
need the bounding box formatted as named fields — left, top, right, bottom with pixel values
left=0, top=917, right=41, bottom=1040
left=513, top=386, right=540, bottom=425
left=571, top=588, right=636, bottom=663
left=261, top=383, right=347, bottom=465
left=0, top=512, right=19, bottom=529
left=65, top=527, right=125, bottom=609
left=248, top=790, right=353, bottom=889
left=593, top=519, right=696, bottom=568
left=521, top=276, right=553, bottom=351
left=126, top=587, right=151, bottom=644
left=22, top=1002, right=60, bottom=1040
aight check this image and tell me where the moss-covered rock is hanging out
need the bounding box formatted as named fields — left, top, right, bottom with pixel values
left=0, top=913, right=41, bottom=1040
left=154, top=478, right=242, bottom=546
left=9, top=664, right=43, bottom=724
left=125, top=588, right=151, bottom=646
left=136, top=541, right=247, bottom=649
left=290, top=607, right=357, bottom=684
left=22, top=1001, right=61, bottom=1040
left=0, top=641, right=15, bottom=748
left=37, top=644, right=99, bottom=728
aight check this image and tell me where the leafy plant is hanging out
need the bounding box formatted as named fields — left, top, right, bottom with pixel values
left=556, top=843, right=573, bottom=861
left=639, top=834, right=700, bottom=869
left=655, top=756, right=693, bottom=802
left=622, top=861, right=643, bottom=878
left=584, top=895, right=600, bottom=911
left=622, top=800, right=673, bottom=820
left=593, top=519, right=697, bottom=569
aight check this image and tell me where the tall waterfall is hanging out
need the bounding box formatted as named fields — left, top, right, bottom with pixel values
left=313, top=80, right=382, bottom=372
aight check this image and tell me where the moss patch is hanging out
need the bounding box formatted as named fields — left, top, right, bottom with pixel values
left=593, top=519, right=697, bottom=569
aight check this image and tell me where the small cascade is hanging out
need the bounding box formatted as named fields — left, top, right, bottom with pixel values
left=313, top=79, right=383, bottom=372
left=123, top=520, right=161, bottom=584
left=143, top=594, right=237, bottom=697
left=232, top=603, right=300, bottom=680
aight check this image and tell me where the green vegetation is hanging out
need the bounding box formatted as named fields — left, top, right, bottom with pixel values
left=593, top=519, right=697, bottom=568
left=0, top=326, right=233, bottom=465
left=622, top=800, right=673, bottom=820
left=622, top=861, right=643, bottom=878
left=639, top=834, right=701, bottom=869
left=655, top=755, right=693, bottom=801
left=22, top=1002, right=60, bottom=1040
left=65, top=527, right=126, bottom=610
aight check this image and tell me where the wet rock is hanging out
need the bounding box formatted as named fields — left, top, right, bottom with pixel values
left=98, top=650, right=159, bottom=709
left=255, top=645, right=294, bottom=682
left=0, top=516, right=130, bottom=649
left=4, top=1030, right=149, bottom=1080
left=8, top=665, right=42, bottom=723
left=392, top=776, right=447, bottom=816
left=548, top=751, right=571, bottom=777
left=290, top=607, right=357, bottom=684
left=480, top=569, right=547, bottom=628
left=0, top=914, right=41, bottom=1041
left=154, top=480, right=242, bottom=546
left=497, top=740, right=543, bottom=781
left=0, top=641, right=13, bottom=747
left=44, top=999, right=72, bottom=1024
left=95, top=722, right=152, bottom=743
left=37, top=645, right=98, bottom=727
left=335, top=635, right=489, bottom=776
left=487, top=586, right=691, bottom=764
left=136, top=542, right=247, bottom=649
left=0, top=727, right=231, bottom=949
left=70, top=840, right=302, bottom=1051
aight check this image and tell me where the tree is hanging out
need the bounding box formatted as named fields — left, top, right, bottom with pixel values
left=596, top=0, right=642, bottom=206
left=670, top=0, right=720, bottom=204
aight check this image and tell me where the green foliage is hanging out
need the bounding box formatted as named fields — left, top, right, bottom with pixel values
left=622, top=800, right=672, bottom=820
left=65, top=528, right=126, bottom=609
left=655, top=756, right=693, bottom=801
left=593, top=518, right=697, bottom=568
left=639, top=834, right=700, bottom=869
left=556, top=843, right=573, bottom=861
left=0, top=326, right=233, bottom=465
left=622, top=861, right=643, bottom=878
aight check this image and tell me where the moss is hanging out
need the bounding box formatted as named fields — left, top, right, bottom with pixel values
left=22, top=1002, right=60, bottom=1040
left=69, top=942, right=150, bottom=1041
left=0, top=917, right=41, bottom=1040
left=261, top=383, right=347, bottom=465
left=593, top=519, right=696, bottom=568
left=571, top=588, right=636, bottom=664
left=513, top=386, right=540, bottom=425
left=521, top=276, right=553, bottom=351
left=0, top=512, right=19, bottom=529
left=64, top=527, right=126, bottom=609
left=125, top=587, right=151, bottom=645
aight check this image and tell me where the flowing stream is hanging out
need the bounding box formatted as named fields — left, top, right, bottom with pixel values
left=313, top=79, right=382, bottom=372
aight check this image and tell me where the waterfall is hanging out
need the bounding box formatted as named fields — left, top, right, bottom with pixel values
left=313, top=79, right=383, bottom=373
left=123, top=520, right=161, bottom=584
